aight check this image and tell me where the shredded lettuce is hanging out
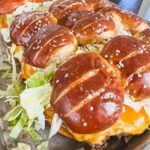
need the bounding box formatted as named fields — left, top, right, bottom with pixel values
left=49, top=113, right=62, bottom=138
left=3, top=62, right=55, bottom=140
left=11, top=143, right=31, bottom=150
left=3, top=106, right=23, bottom=122
left=13, top=2, right=49, bottom=16
left=6, top=80, right=25, bottom=102
left=37, top=141, right=48, bottom=150
left=6, top=14, right=15, bottom=27
left=20, top=84, right=52, bottom=129
left=9, top=110, right=28, bottom=139
left=25, top=128, right=42, bottom=141
left=85, top=43, right=104, bottom=53
left=0, top=62, right=12, bottom=78
left=25, top=64, right=56, bottom=88
left=1, top=28, right=11, bottom=43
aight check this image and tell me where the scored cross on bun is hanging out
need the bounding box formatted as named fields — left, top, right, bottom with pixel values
left=101, top=35, right=150, bottom=99
left=23, top=24, right=78, bottom=68
left=49, top=0, right=115, bottom=24
left=66, top=11, right=116, bottom=45
left=10, top=11, right=57, bottom=46
left=49, top=0, right=90, bottom=24
left=51, top=52, right=124, bottom=134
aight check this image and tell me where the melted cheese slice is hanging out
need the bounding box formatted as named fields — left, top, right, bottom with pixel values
left=45, top=100, right=150, bottom=145
left=67, top=105, right=150, bottom=145
left=0, top=15, right=8, bottom=29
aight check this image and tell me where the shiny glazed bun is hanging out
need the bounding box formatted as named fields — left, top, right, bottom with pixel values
left=101, top=35, right=150, bottom=99
left=10, top=11, right=57, bottom=46
left=66, top=12, right=116, bottom=45
left=65, top=11, right=92, bottom=29
left=51, top=52, right=124, bottom=134
left=86, top=0, right=114, bottom=11
left=135, top=28, right=150, bottom=44
left=99, top=7, right=149, bottom=34
left=49, top=0, right=90, bottom=23
left=23, top=24, right=77, bottom=68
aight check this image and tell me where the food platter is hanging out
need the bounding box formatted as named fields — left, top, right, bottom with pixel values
left=0, top=0, right=149, bottom=150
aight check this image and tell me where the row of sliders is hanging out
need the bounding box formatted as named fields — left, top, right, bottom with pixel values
left=9, top=0, right=150, bottom=144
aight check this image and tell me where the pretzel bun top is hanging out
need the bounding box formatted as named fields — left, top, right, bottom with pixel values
left=51, top=52, right=124, bottom=134
left=23, top=24, right=77, bottom=68
left=86, top=0, right=114, bottom=11
left=101, top=35, right=150, bottom=99
left=135, top=28, right=150, bottom=44
left=66, top=11, right=116, bottom=45
left=10, top=11, right=57, bottom=46
left=49, top=0, right=90, bottom=24
left=99, top=7, right=149, bottom=34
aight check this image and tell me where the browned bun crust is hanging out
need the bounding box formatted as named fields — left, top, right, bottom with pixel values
left=65, top=11, right=92, bottom=29
left=49, top=0, right=90, bottom=24
left=51, top=52, right=124, bottom=134
left=101, top=35, right=150, bottom=99
left=86, top=0, right=114, bottom=11
left=23, top=24, right=77, bottom=68
left=10, top=11, right=57, bottom=46
left=66, top=11, right=116, bottom=45
left=135, top=28, right=150, bottom=44
left=99, top=7, right=149, bottom=34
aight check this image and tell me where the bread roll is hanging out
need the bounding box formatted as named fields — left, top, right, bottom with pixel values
left=10, top=11, right=57, bottom=46
left=86, top=0, right=114, bottom=11
left=66, top=11, right=116, bottom=45
left=49, top=0, right=90, bottom=24
left=135, top=28, right=150, bottom=44
left=101, top=35, right=150, bottom=99
left=51, top=52, right=124, bottom=134
left=23, top=24, right=78, bottom=68
left=99, top=7, right=149, bottom=34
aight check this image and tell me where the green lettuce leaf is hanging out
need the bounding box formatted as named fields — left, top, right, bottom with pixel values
left=9, top=111, right=28, bottom=139
left=37, top=141, right=48, bottom=150
left=49, top=113, right=62, bottom=138
left=1, top=28, right=11, bottom=43
left=6, top=14, right=15, bottom=27
left=3, top=105, right=23, bottom=122
left=20, top=84, right=52, bottom=129
left=7, top=80, right=24, bottom=97
left=25, top=128, right=42, bottom=141
left=25, top=64, right=56, bottom=88
left=12, top=143, right=31, bottom=150
left=85, top=43, right=104, bottom=53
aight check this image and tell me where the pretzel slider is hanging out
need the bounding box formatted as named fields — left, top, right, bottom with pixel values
left=101, top=35, right=150, bottom=99
left=10, top=11, right=57, bottom=46
left=51, top=52, right=124, bottom=134
left=23, top=24, right=78, bottom=68
left=66, top=11, right=116, bottom=45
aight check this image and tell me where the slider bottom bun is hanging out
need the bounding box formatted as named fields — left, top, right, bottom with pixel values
left=44, top=104, right=150, bottom=145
